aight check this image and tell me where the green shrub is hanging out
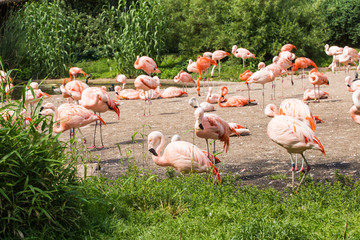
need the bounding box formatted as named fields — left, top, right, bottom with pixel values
left=0, top=96, right=83, bottom=238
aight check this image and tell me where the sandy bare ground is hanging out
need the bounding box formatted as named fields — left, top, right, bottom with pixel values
left=44, top=69, right=360, bottom=189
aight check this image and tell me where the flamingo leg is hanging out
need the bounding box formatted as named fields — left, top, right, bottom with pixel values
left=89, top=118, right=98, bottom=149
left=243, top=58, right=245, bottom=72
left=297, top=153, right=311, bottom=192
left=206, top=139, right=210, bottom=157
left=98, top=113, right=104, bottom=149
left=290, top=153, right=295, bottom=190
left=78, top=128, right=87, bottom=144
left=313, top=85, right=317, bottom=102
left=302, top=69, right=305, bottom=89
left=281, top=77, right=284, bottom=97
left=218, top=60, right=221, bottom=79
left=247, top=83, right=251, bottom=105
left=213, top=140, right=216, bottom=154
left=318, top=85, right=321, bottom=102
left=262, top=84, right=265, bottom=109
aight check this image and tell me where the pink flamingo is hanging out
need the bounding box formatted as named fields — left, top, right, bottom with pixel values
left=161, top=87, right=187, bottom=98
left=187, top=59, right=199, bottom=76
left=24, top=82, right=51, bottom=115
left=60, top=78, right=89, bottom=103
left=115, top=86, right=140, bottom=100
left=218, top=86, right=256, bottom=107
left=206, top=87, right=227, bottom=104
left=134, top=75, right=160, bottom=115
left=228, top=122, right=250, bottom=136
left=231, top=45, right=256, bottom=71
left=292, top=57, right=317, bottom=88
left=265, top=98, right=318, bottom=131
left=203, top=52, right=213, bottom=59
left=115, top=74, right=127, bottom=89
left=239, top=70, right=253, bottom=81
left=140, top=86, right=162, bottom=100
left=0, top=70, right=13, bottom=96
left=245, top=69, right=275, bottom=107
left=308, top=69, right=329, bottom=102
left=40, top=103, right=105, bottom=142
left=174, top=70, right=194, bottom=91
left=267, top=114, right=325, bottom=190
left=258, top=62, right=266, bottom=70
left=196, top=56, right=217, bottom=96
left=211, top=50, right=231, bottom=78
left=279, top=51, right=296, bottom=61
left=134, top=56, right=161, bottom=76
left=265, top=59, right=287, bottom=99
left=303, top=89, right=329, bottom=101
left=147, top=131, right=221, bottom=183
left=350, top=89, right=360, bottom=124
left=194, top=107, right=238, bottom=154
left=79, top=87, right=120, bottom=149
left=345, top=74, right=360, bottom=92
left=69, top=67, right=89, bottom=82
left=280, top=44, right=297, bottom=52
left=324, top=44, right=343, bottom=56
left=188, top=97, right=215, bottom=112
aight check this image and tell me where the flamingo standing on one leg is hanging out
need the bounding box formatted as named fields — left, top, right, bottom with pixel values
left=292, top=57, right=317, bottom=88
left=267, top=114, right=325, bottom=191
left=79, top=87, right=120, bottom=149
left=211, top=50, right=231, bottom=78
left=218, top=86, right=256, bottom=107
left=231, top=45, right=256, bottom=71
left=134, top=75, right=160, bottom=115
left=325, top=44, right=343, bottom=73
left=147, top=131, right=221, bottom=183
left=134, top=56, right=161, bottom=76
left=308, top=69, right=329, bottom=102
left=194, top=107, right=238, bottom=155
left=115, top=74, right=127, bottom=89
left=245, top=69, right=275, bottom=108
left=174, top=70, right=194, bottom=91
left=196, top=56, right=217, bottom=96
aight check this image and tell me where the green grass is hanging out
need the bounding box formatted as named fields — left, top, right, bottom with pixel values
left=74, top=58, right=117, bottom=79
left=269, top=174, right=287, bottom=180
left=74, top=168, right=360, bottom=240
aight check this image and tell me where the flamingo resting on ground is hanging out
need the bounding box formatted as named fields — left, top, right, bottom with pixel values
left=115, top=86, right=140, bottom=100
left=345, top=73, right=360, bottom=92
left=194, top=107, right=238, bottom=155
left=147, top=131, right=221, bottom=183
left=206, top=87, right=227, bottom=104
left=174, top=70, right=194, bottom=91
left=239, top=70, right=253, bottom=81
left=303, top=89, right=329, bottom=101
left=188, top=97, right=215, bottom=112
left=267, top=114, right=325, bottom=190
left=196, top=56, right=217, bottom=96
left=134, top=56, right=161, bottom=76
left=79, top=87, right=120, bottom=149
left=308, top=69, right=329, bottom=102
left=218, top=86, right=256, bottom=107
left=160, top=87, right=187, bottom=98
left=211, top=50, right=231, bottom=78
left=228, top=122, right=251, bottom=136
left=134, top=75, right=160, bottom=115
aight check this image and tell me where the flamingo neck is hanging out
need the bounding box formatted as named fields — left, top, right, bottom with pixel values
left=352, top=90, right=360, bottom=109
left=152, top=135, right=169, bottom=167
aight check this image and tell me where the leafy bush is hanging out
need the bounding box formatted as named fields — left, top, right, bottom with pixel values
left=0, top=96, right=83, bottom=238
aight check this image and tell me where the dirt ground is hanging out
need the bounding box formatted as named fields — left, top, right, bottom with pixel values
left=45, top=69, right=360, bottom=189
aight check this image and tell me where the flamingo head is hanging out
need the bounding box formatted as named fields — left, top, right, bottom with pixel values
left=194, top=107, right=205, bottom=130
left=148, top=131, right=163, bottom=156
left=231, top=45, right=238, bottom=55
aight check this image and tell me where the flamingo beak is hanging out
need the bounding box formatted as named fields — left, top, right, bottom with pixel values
left=199, top=123, right=204, bottom=130
left=149, top=148, right=158, bottom=156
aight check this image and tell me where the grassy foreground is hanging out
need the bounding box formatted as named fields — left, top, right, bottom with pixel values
left=77, top=169, right=360, bottom=240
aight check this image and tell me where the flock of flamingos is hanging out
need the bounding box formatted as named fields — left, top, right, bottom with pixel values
left=1, top=42, right=360, bottom=190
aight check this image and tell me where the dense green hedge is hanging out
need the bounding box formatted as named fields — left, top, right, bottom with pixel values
left=0, top=0, right=359, bottom=79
